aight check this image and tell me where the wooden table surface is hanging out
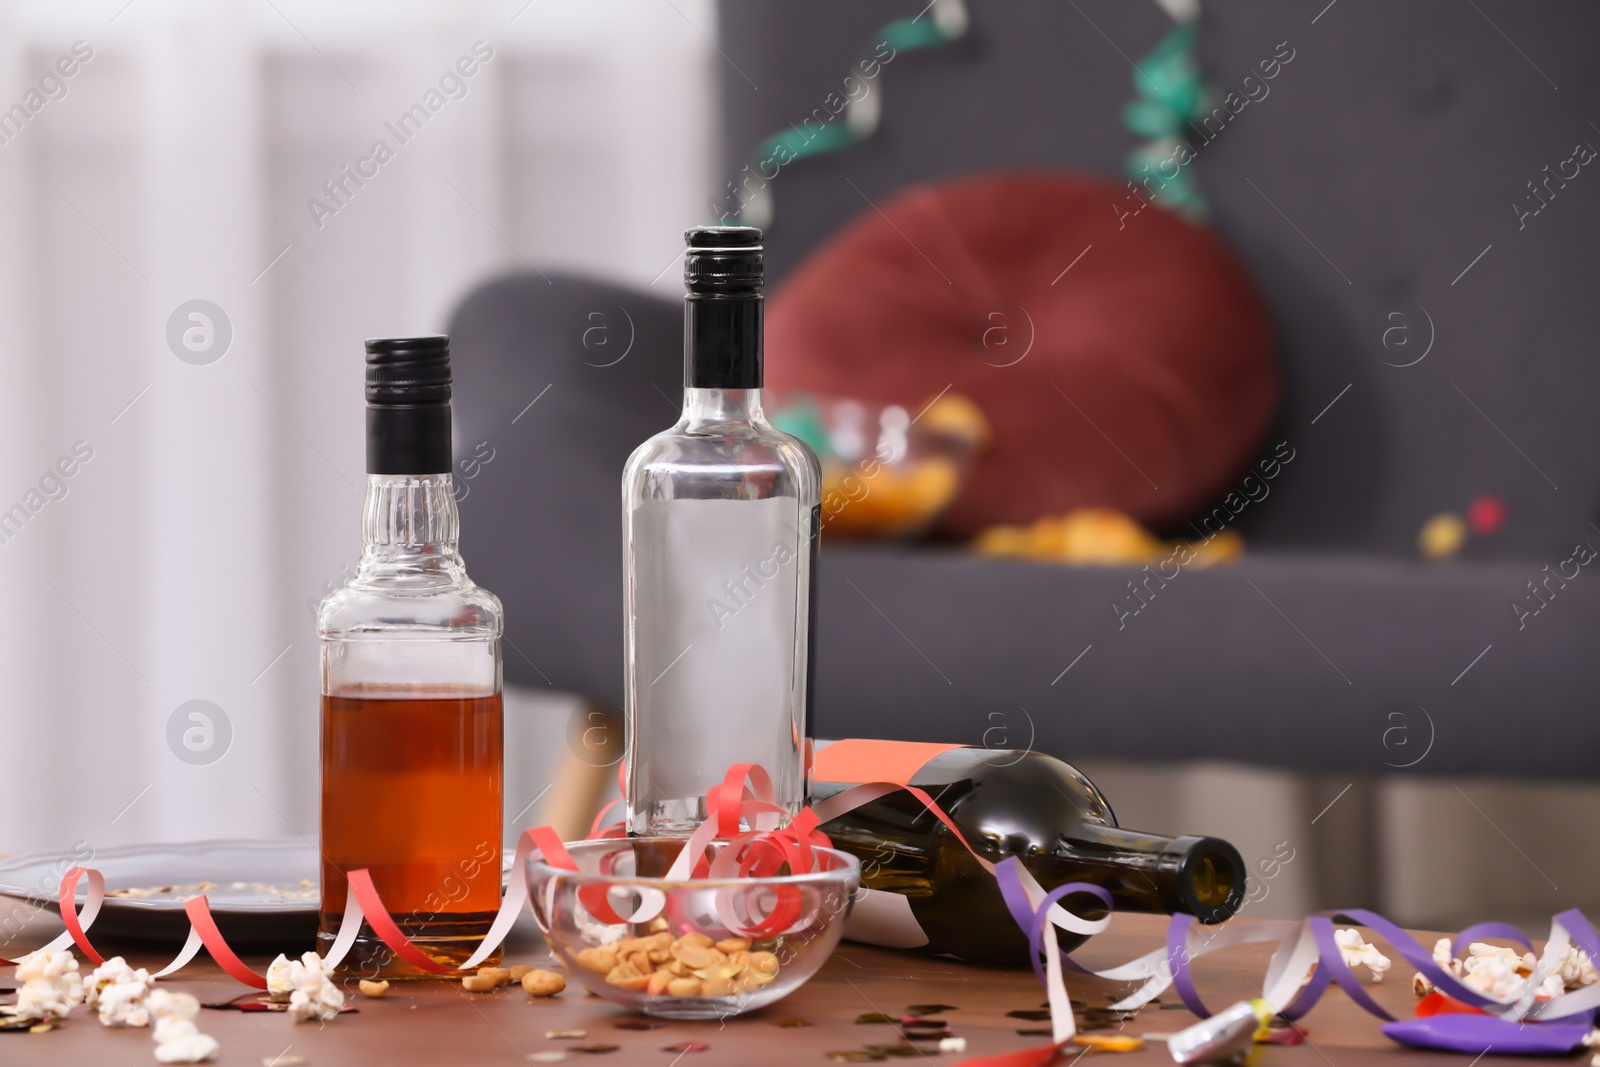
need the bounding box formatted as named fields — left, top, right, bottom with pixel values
left=0, top=908, right=1511, bottom=1066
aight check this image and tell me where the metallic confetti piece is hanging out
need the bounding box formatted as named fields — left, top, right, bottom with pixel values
left=1258, top=1027, right=1306, bottom=1046
left=662, top=1042, right=710, bottom=1053
left=1073, top=1034, right=1145, bottom=1052
left=856, top=1012, right=896, bottom=1024
left=902, top=1029, right=952, bottom=1042
left=905, top=1003, right=957, bottom=1016
left=774, top=1018, right=814, bottom=1028
left=613, top=1020, right=663, bottom=1031
left=1007, top=1009, right=1052, bottom=1021
left=546, top=1029, right=588, bottom=1039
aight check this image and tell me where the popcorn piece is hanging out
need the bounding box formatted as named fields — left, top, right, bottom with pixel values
left=1334, top=928, right=1392, bottom=983
left=86, top=956, right=155, bottom=1027
left=1461, top=954, right=1523, bottom=1000
left=266, top=953, right=296, bottom=1002
left=264, top=951, right=344, bottom=1022
left=285, top=953, right=344, bottom=1023
left=148, top=990, right=219, bottom=1063
left=1560, top=947, right=1599, bottom=990
left=6, top=949, right=84, bottom=1021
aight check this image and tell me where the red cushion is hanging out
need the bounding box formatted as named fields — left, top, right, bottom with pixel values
left=765, top=171, right=1278, bottom=538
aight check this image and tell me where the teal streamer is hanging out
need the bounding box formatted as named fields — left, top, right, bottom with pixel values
left=1122, top=21, right=1212, bottom=221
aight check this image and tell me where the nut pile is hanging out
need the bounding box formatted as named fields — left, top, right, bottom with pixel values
left=575, top=931, right=779, bottom=998
left=459, top=964, right=566, bottom=997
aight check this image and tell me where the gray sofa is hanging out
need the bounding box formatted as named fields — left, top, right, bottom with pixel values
left=450, top=1, right=1600, bottom=779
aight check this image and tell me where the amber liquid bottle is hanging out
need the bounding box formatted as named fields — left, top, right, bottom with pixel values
left=814, top=742, right=1245, bottom=966
left=317, top=335, right=505, bottom=979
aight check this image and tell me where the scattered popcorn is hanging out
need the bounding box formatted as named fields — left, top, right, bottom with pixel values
left=264, top=951, right=345, bottom=1022
left=1461, top=954, right=1523, bottom=1000
left=85, top=956, right=155, bottom=1027
left=1334, top=928, right=1392, bottom=983
left=148, top=989, right=218, bottom=1063
left=1559, top=946, right=1598, bottom=990
left=5, top=949, right=84, bottom=1021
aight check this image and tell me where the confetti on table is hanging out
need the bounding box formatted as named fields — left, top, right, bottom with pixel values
left=774, top=1018, right=814, bottom=1028
left=662, top=1042, right=710, bottom=1054
left=572, top=1044, right=620, bottom=1054
left=1259, top=1027, right=1307, bottom=1046
left=1007, top=1009, right=1052, bottom=1021
left=864, top=1045, right=922, bottom=1058
left=905, top=1003, right=957, bottom=1015
left=1074, top=1034, right=1145, bottom=1052
left=856, top=1012, right=896, bottom=1024
left=546, top=1029, right=588, bottom=1039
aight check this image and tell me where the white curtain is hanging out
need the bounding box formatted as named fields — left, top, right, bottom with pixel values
left=0, top=0, right=712, bottom=857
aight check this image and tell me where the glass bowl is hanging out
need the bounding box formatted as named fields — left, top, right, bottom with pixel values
left=769, top=392, right=988, bottom=539
left=527, top=838, right=859, bottom=1019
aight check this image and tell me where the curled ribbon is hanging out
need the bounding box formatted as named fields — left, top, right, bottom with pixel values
left=5, top=763, right=1032, bottom=987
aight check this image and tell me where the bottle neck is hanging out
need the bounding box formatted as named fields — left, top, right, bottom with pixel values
left=684, top=291, right=762, bottom=389
left=679, top=387, right=765, bottom=432
left=359, top=473, right=464, bottom=578
left=1038, top=825, right=1245, bottom=923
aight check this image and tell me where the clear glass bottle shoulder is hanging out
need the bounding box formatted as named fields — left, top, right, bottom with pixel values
left=623, top=419, right=820, bottom=506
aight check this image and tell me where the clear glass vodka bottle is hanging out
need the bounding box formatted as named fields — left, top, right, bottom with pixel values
left=622, top=228, right=821, bottom=836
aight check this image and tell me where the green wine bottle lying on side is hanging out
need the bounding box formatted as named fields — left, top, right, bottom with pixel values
left=813, top=740, right=1245, bottom=966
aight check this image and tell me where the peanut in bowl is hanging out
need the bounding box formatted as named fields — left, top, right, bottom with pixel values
left=526, top=838, right=860, bottom=1020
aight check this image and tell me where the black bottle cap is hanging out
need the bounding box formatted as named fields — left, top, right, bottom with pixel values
left=684, top=226, right=763, bottom=389
left=685, top=226, right=764, bottom=293
left=365, top=335, right=452, bottom=475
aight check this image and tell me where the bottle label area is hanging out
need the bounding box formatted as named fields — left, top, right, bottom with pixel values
left=631, top=496, right=806, bottom=807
